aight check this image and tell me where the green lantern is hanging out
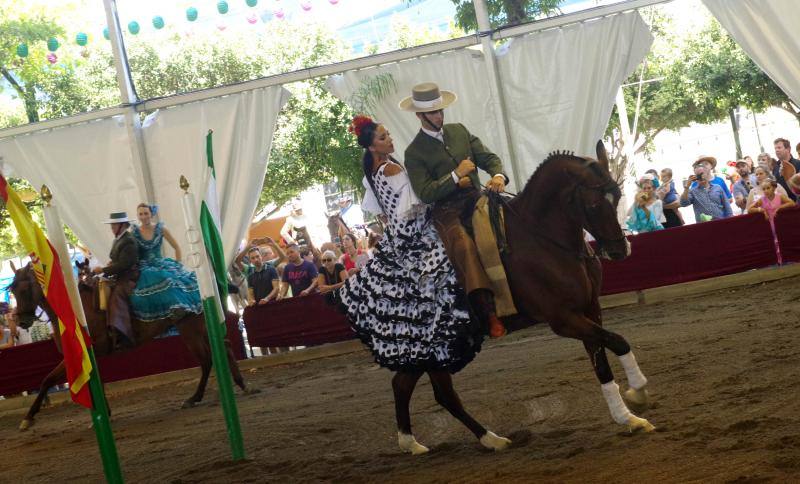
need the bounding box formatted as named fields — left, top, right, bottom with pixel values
left=217, top=1, right=229, bottom=14
left=152, top=16, right=165, bottom=29
left=186, top=7, right=198, bottom=21
left=16, top=43, right=29, bottom=58
left=103, top=27, right=109, bottom=40
left=47, top=37, right=59, bottom=52
left=76, top=32, right=88, bottom=46
left=128, top=21, right=140, bottom=35
left=246, top=0, right=257, bottom=6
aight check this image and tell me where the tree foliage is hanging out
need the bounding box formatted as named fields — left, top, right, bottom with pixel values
left=448, top=0, right=562, bottom=31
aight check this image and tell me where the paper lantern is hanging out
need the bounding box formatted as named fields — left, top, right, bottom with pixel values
left=128, top=21, right=140, bottom=35
left=246, top=0, right=258, bottom=6
left=76, top=32, right=88, bottom=46
left=103, top=27, right=109, bottom=40
left=274, top=8, right=284, bottom=18
left=47, top=53, right=58, bottom=64
left=16, top=43, right=28, bottom=58
left=81, top=49, right=90, bottom=58
left=300, top=2, right=311, bottom=11
left=329, top=0, right=338, bottom=4
left=217, top=0, right=229, bottom=14
left=217, top=24, right=227, bottom=31
left=259, top=9, right=273, bottom=22
left=47, top=37, right=59, bottom=52
left=186, top=7, right=198, bottom=21
left=246, top=13, right=258, bottom=23
left=153, top=16, right=165, bottom=29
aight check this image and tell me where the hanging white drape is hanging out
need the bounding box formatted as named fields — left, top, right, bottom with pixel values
left=0, top=117, right=142, bottom=258
left=326, top=12, right=651, bottom=190
left=497, top=11, right=653, bottom=182
left=0, top=86, right=289, bottom=266
left=702, top=0, right=800, bottom=106
left=326, top=48, right=509, bottom=168
left=142, top=86, right=290, bottom=266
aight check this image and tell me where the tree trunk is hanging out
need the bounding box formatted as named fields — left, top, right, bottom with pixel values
left=729, top=108, right=742, bottom=160
left=1, top=68, right=39, bottom=123
left=502, top=0, right=528, bottom=25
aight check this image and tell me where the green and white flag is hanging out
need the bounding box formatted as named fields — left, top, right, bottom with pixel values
left=200, top=130, right=228, bottom=305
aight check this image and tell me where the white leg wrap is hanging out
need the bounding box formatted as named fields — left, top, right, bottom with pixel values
left=398, top=432, right=429, bottom=455
left=619, top=351, right=647, bottom=390
left=601, top=381, right=633, bottom=425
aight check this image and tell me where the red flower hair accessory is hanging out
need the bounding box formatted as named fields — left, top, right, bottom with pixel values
left=349, top=115, right=374, bottom=137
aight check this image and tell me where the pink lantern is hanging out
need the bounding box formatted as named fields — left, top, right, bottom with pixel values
left=329, top=0, right=338, bottom=4
left=274, top=8, right=284, bottom=18
left=217, top=23, right=227, bottom=31
left=300, top=1, right=311, bottom=11
left=247, top=14, right=258, bottom=24
left=47, top=53, right=58, bottom=64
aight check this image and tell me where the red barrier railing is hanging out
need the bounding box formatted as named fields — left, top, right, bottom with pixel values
left=0, top=314, right=245, bottom=397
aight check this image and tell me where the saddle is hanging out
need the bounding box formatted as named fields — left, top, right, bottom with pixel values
left=468, top=192, right=518, bottom=318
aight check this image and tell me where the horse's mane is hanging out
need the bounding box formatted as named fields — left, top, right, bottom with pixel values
left=521, top=150, right=587, bottom=195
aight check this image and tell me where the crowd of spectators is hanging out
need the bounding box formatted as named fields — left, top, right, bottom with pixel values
left=626, top=137, right=800, bottom=234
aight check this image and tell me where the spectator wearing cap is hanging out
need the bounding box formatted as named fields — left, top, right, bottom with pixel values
left=681, top=159, right=733, bottom=222
left=732, top=160, right=758, bottom=213
left=772, top=138, right=800, bottom=201
left=689, top=156, right=733, bottom=204
left=656, top=168, right=684, bottom=228
left=280, top=201, right=310, bottom=247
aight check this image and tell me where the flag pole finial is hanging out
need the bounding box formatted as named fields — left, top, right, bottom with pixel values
left=41, top=185, right=53, bottom=206
left=179, top=175, right=190, bottom=193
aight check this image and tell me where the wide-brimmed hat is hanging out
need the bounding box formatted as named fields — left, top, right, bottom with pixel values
left=398, top=82, right=457, bottom=113
left=693, top=156, right=717, bottom=169
left=102, top=212, right=133, bottom=224
left=735, top=159, right=748, bottom=167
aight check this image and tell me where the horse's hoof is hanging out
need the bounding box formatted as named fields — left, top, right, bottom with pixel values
left=480, top=430, right=512, bottom=451
left=243, top=386, right=261, bottom=395
left=181, top=400, right=197, bottom=409
left=398, top=432, right=429, bottom=455
left=626, top=415, right=655, bottom=433
left=623, top=386, right=650, bottom=408
left=19, top=418, right=33, bottom=432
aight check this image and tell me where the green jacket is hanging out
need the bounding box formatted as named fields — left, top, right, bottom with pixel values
left=405, top=123, right=506, bottom=204
left=102, top=230, right=139, bottom=277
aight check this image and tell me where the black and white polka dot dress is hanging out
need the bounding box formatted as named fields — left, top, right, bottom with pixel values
left=339, top=161, right=483, bottom=373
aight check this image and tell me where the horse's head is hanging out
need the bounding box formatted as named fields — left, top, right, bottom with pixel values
left=574, top=142, right=628, bottom=260
left=75, top=259, right=96, bottom=290
left=8, top=262, right=45, bottom=329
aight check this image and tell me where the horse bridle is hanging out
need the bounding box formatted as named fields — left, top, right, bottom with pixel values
left=575, top=174, right=628, bottom=250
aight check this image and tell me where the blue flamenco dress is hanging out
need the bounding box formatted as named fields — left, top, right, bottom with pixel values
left=130, top=223, right=203, bottom=322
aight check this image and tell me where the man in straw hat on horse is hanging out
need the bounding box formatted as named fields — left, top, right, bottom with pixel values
left=93, top=211, right=139, bottom=349
left=402, top=82, right=508, bottom=339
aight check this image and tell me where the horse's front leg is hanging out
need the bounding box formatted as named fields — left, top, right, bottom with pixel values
left=20, top=360, right=66, bottom=431
left=551, top=312, right=654, bottom=433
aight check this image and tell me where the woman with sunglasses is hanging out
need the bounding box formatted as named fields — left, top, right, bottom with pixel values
left=339, top=115, right=509, bottom=456
left=317, top=250, right=347, bottom=306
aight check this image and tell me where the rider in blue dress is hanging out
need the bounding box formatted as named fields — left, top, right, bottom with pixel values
left=130, top=204, right=202, bottom=322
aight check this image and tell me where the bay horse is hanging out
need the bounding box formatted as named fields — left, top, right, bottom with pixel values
left=9, top=259, right=257, bottom=431
left=498, top=141, right=654, bottom=432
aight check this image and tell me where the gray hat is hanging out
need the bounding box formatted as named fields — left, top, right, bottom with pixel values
left=398, top=82, right=457, bottom=112
left=103, top=212, right=133, bottom=224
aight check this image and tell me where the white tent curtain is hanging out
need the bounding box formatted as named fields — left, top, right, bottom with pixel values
left=326, top=48, right=509, bottom=171
left=702, top=0, right=800, bottom=106
left=0, top=86, right=289, bottom=266
left=497, top=11, right=653, bottom=182
left=0, top=116, right=142, bottom=258
left=326, top=12, right=652, bottom=189
left=142, top=86, right=291, bottom=265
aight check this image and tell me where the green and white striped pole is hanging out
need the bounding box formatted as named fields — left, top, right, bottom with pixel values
left=179, top=176, right=245, bottom=461
left=41, top=186, right=124, bottom=484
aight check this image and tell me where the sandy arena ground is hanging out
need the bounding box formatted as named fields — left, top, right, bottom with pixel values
left=3, top=275, right=800, bottom=483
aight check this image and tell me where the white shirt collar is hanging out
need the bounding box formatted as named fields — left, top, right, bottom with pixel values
left=420, top=126, right=443, bottom=141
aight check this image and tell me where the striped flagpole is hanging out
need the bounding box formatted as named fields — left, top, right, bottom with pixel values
left=41, top=186, right=123, bottom=484
left=179, top=175, right=245, bottom=460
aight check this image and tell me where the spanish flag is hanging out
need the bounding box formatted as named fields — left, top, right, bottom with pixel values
left=0, top=175, right=93, bottom=408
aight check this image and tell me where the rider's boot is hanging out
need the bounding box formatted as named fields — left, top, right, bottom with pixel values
left=469, top=289, right=506, bottom=339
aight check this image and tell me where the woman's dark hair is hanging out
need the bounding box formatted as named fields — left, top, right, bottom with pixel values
left=350, top=115, right=387, bottom=213
left=342, top=233, right=357, bottom=247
